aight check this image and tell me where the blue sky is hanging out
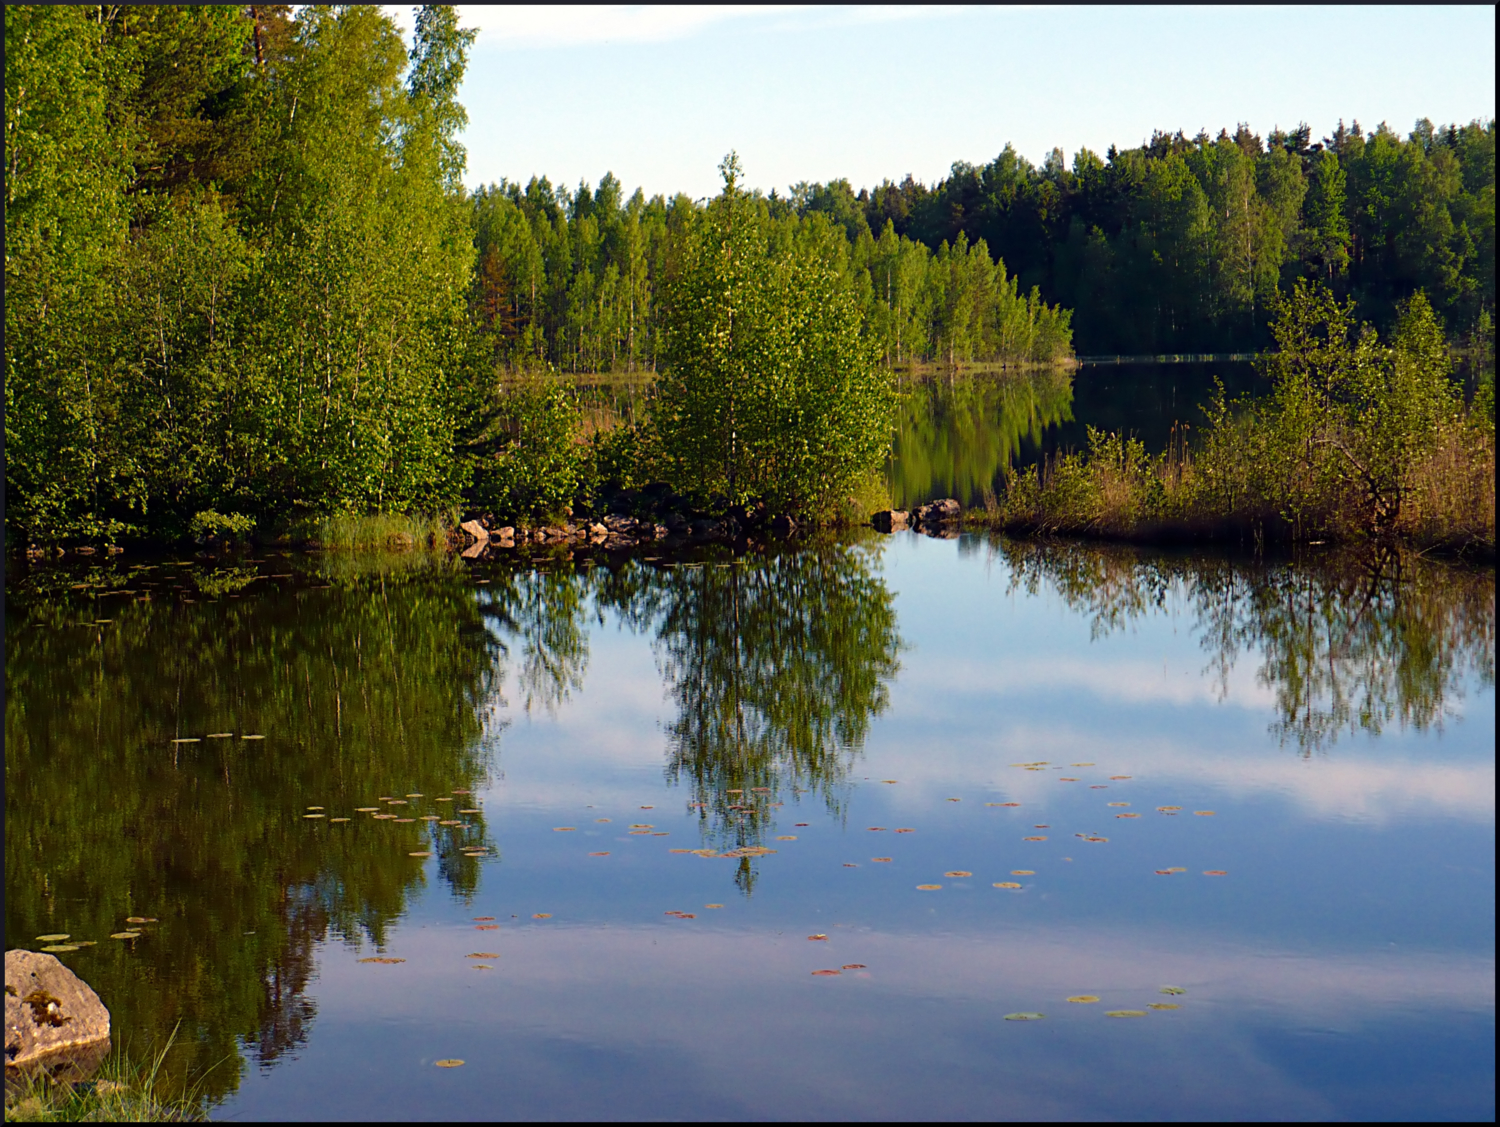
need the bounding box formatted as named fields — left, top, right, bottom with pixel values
left=387, top=5, right=1495, bottom=201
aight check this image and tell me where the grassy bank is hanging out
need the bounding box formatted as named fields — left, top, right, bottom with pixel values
left=971, top=286, right=1496, bottom=561
left=4, top=1036, right=213, bottom=1123
left=277, top=511, right=456, bottom=551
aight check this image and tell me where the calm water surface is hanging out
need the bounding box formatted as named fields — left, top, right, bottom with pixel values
left=5, top=536, right=1494, bottom=1121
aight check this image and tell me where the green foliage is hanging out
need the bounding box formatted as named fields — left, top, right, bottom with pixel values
left=467, top=382, right=586, bottom=521
left=991, top=280, right=1492, bottom=553
left=651, top=154, right=897, bottom=515
left=188, top=510, right=256, bottom=542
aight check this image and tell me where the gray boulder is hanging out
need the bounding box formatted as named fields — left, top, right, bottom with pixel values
left=915, top=498, right=961, bottom=525
left=5, top=950, right=111, bottom=1079
left=872, top=510, right=909, bottom=532
left=459, top=519, right=489, bottom=544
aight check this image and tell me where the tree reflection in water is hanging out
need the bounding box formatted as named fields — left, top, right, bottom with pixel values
left=597, top=544, right=903, bottom=893
left=995, top=539, right=1494, bottom=754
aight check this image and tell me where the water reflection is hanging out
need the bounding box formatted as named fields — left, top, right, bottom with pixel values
left=599, top=547, right=902, bottom=891
left=888, top=367, right=1073, bottom=510
left=4, top=552, right=503, bottom=1101
left=995, top=540, right=1495, bottom=754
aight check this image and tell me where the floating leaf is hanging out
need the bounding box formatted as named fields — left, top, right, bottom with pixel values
left=811, top=970, right=841, bottom=976
left=895, top=828, right=915, bottom=834
left=994, top=882, right=1023, bottom=889
left=169, top=738, right=201, bottom=744
left=241, top=734, right=265, bottom=740
left=35, top=934, right=70, bottom=942
left=774, top=835, right=798, bottom=841
left=629, top=824, right=653, bottom=829
left=639, top=805, right=654, bottom=810
left=452, top=789, right=471, bottom=795
left=595, top=818, right=611, bottom=823
left=1194, top=811, right=1216, bottom=816
left=881, top=780, right=898, bottom=784
left=1106, top=1010, right=1147, bottom=1018
left=1011, top=870, right=1035, bottom=876
left=40, top=946, right=79, bottom=953
left=1203, top=870, right=1228, bottom=876
left=439, top=820, right=462, bottom=826
left=357, top=957, right=405, bottom=964
left=467, top=953, right=499, bottom=958
left=1108, top=775, right=1130, bottom=780
left=1004, top=1012, right=1044, bottom=1021
left=471, top=965, right=494, bottom=971
left=1165, top=867, right=1187, bottom=873
left=394, top=818, right=415, bottom=824
left=1059, top=778, right=1079, bottom=782
left=531, top=913, right=551, bottom=919
left=421, top=815, right=442, bottom=821
left=1084, top=836, right=1109, bottom=843
left=303, top=813, right=325, bottom=819
left=1159, top=986, right=1187, bottom=996
left=386, top=800, right=408, bottom=806
left=408, top=851, right=433, bottom=858
left=807, top=934, right=828, bottom=941
left=330, top=817, right=350, bottom=823
left=794, top=823, right=809, bottom=827
left=473, top=917, right=496, bottom=921
left=124, top=917, right=156, bottom=924
left=946, top=798, right=961, bottom=802
left=706, top=904, right=724, bottom=909
left=1090, top=785, right=1108, bottom=789
left=944, top=871, right=973, bottom=878
left=475, top=925, right=500, bottom=931
left=1117, top=813, right=1141, bottom=818
left=1147, top=1003, right=1180, bottom=1010
left=866, top=827, right=887, bottom=832
left=458, top=810, right=482, bottom=815
left=843, top=863, right=858, bottom=867
left=916, top=884, right=942, bottom=891
left=434, top=797, right=453, bottom=803
left=872, top=857, right=892, bottom=863
left=1153, top=870, right=1173, bottom=875
left=1107, top=802, right=1129, bottom=807
left=306, top=805, right=324, bottom=811
left=356, top=808, right=380, bottom=813
left=110, top=932, right=141, bottom=940
left=1023, top=836, right=1047, bottom=841
left=434, top=1059, right=464, bottom=1068
left=1157, top=806, right=1182, bottom=812
left=1066, top=995, right=1100, bottom=1004
left=553, top=827, right=576, bottom=832
left=841, top=964, right=866, bottom=970
left=406, top=794, right=423, bottom=799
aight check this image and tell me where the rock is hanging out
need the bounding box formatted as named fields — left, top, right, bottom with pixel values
left=663, top=512, right=688, bottom=532
left=460, top=539, right=487, bottom=559
left=690, top=519, right=720, bottom=537
left=589, top=523, right=607, bottom=539
left=459, top=519, right=489, bottom=545
left=915, top=498, right=961, bottom=525
left=768, top=515, right=798, bottom=535
left=872, top=510, right=909, bottom=532
left=5, top=950, right=111, bottom=1079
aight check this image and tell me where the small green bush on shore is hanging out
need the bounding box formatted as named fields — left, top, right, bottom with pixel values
left=987, top=283, right=1495, bottom=557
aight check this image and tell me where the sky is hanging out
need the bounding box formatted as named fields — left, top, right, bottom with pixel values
left=384, top=4, right=1497, bottom=202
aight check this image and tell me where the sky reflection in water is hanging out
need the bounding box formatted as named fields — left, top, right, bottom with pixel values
left=6, top=535, right=1493, bottom=1121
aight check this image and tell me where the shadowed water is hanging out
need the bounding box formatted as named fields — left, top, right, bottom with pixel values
left=5, top=536, right=1492, bottom=1120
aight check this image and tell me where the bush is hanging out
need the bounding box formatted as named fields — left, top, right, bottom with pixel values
left=466, top=381, right=585, bottom=522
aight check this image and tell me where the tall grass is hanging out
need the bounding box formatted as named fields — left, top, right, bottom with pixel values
left=4, top=1027, right=218, bottom=1123
left=983, top=285, right=1496, bottom=561
left=280, top=510, right=456, bottom=550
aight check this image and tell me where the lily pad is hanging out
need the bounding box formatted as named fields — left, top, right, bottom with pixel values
left=1107, top=802, right=1130, bottom=807
left=1004, top=1012, right=1045, bottom=1021
left=303, top=813, right=325, bottom=819
left=35, top=934, right=70, bottom=942
left=39, top=945, right=80, bottom=953
left=1066, top=995, right=1100, bottom=1004
left=872, top=857, right=893, bottom=863
left=944, top=871, right=973, bottom=878
left=110, top=932, right=141, bottom=940
left=241, top=734, right=265, bottom=740
left=205, top=733, right=233, bottom=739
left=588, top=851, right=610, bottom=856
left=408, top=851, right=433, bottom=858
left=807, top=934, right=828, bottom=941
left=553, top=827, right=576, bottom=832
left=775, top=835, right=798, bottom=841
left=1160, top=986, right=1187, bottom=995
left=1011, top=870, right=1035, bottom=876
left=169, top=738, right=201, bottom=744
left=434, top=1059, right=464, bottom=1068
left=357, top=957, right=405, bottom=964
left=467, top=953, right=499, bottom=958
left=811, top=969, right=841, bottom=976
left=124, top=917, right=156, bottom=924
left=531, top=913, right=551, bottom=919
left=1148, top=1003, right=1180, bottom=1010
left=1106, top=1010, right=1148, bottom=1018
left=330, top=817, right=351, bottom=823
left=916, top=884, right=942, bottom=891
left=1023, top=836, right=1047, bottom=841
left=994, top=882, right=1022, bottom=889
left=1194, top=811, right=1216, bottom=816
left=1203, top=870, right=1228, bottom=876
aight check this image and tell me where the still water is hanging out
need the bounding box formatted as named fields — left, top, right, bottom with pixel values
left=888, top=361, right=1263, bottom=510
left=5, top=536, right=1493, bottom=1121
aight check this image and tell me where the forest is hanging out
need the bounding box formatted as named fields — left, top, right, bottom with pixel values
left=5, top=4, right=1494, bottom=545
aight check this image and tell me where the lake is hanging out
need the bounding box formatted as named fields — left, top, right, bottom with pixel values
left=5, top=533, right=1493, bottom=1121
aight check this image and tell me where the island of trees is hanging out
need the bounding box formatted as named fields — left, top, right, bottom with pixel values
left=5, top=5, right=1493, bottom=555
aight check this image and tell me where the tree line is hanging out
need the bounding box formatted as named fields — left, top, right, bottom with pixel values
left=834, top=119, right=1495, bottom=354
